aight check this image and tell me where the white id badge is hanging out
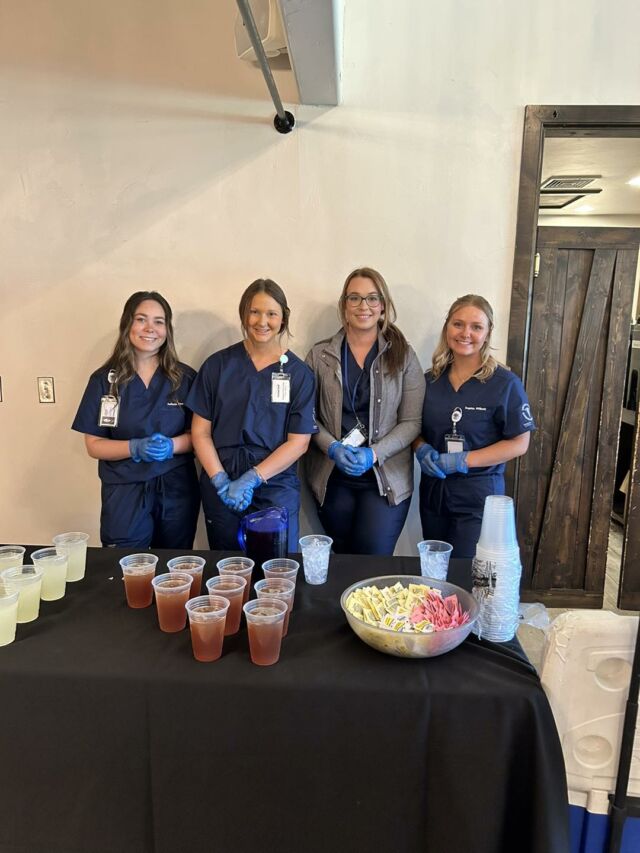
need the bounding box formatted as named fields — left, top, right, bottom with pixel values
left=271, top=372, right=291, bottom=403
left=99, top=395, right=119, bottom=427
left=342, top=425, right=367, bottom=448
left=445, top=433, right=465, bottom=453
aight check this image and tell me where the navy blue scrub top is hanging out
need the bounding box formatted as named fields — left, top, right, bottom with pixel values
left=421, top=365, right=535, bottom=477
left=185, top=342, right=317, bottom=474
left=72, top=363, right=196, bottom=485
left=341, top=340, right=378, bottom=438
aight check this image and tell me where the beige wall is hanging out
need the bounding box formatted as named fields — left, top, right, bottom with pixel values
left=2, top=0, right=640, bottom=552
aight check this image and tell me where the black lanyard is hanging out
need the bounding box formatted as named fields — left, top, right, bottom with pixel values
left=341, top=339, right=366, bottom=422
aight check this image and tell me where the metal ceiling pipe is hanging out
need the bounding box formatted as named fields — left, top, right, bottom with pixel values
left=235, top=0, right=295, bottom=134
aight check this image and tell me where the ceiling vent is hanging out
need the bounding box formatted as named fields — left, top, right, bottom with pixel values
left=541, top=175, right=602, bottom=190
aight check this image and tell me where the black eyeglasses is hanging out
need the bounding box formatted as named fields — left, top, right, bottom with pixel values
left=345, top=293, right=382, bottom=307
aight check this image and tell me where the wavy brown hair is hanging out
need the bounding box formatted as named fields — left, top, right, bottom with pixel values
left=431, top=294, right=498, bottom=381
left=100, top=291, right=183, bottom=392
left=339, top=267, right=409, bottom=375
left=238, top=278, right=291, bottom=338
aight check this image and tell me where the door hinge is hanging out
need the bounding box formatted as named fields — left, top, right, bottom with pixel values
left=533, top=252, right=541, bottom=278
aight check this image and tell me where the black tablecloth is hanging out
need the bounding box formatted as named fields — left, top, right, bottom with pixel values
left=0, top=548, right=570, bottom=853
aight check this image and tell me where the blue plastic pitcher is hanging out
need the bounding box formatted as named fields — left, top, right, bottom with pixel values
left=238, top=506, right=288, bottom=566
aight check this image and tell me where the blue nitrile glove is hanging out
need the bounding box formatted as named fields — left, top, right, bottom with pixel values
left=436, top=451, right=469, bottom=475
left=129, top=436, right=166, bottom=463
left=328, top=441, right=363, bottom=476
left=223, top=468, right=263, bottom=512
left=147, top=433, right=174, bottom=461
left=416, top=443, right=445, bottom=478
left=211, top=471, right=230, bottom=501
left=348, top=446, right=375, bottom=476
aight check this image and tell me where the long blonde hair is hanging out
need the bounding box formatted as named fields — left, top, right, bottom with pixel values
left=431, top=294, right=498, bottom=381
left=339, top=267, right=408, bottom=375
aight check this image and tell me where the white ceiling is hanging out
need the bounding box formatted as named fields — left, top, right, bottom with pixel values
left=539, top=136, right=640, bottom=216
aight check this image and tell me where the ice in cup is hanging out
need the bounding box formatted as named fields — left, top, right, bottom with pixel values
left=0, top=582, right=19, bottom=647
left=216, top=556, right=254, bottom=604
left=299, top=535, right=332, bottom=585
left=205, top=575, right=246, bottom=635
left=52, top=532, right=89, bottom=582
left=0, top=546, right=25, bottom=572
left=262, top=558, right=299, bottom=605
left=167, top=555, right=206, bottom=598
left=243, top=598, right=288, bottom=666
left=30, top=548, right=68, bottom=601
left=0, top=565, right=44, bottom=623
left=120, top=553, right=159, bottom=608
left=185, top=595, right=229, bottom=662
left=254, top=577, right=295, bottom=636
left=151, top=572, right=193, bottom=632
left=417, top=540, right=453, bottom=581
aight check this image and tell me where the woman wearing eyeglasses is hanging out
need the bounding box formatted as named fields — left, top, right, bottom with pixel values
left=305, top=267, right=424, bottom=555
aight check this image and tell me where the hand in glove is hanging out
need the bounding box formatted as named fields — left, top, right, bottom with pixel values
left=211, top=471, right=230, bottom=501
left=222, top=468, right=263, bottom=512
left=129, top=435, right=171, bottom=463
left=415, top=443, right=445, bottom=478
left=347, top=446, right=375, bottom=476
left=328, top=441, right=363, bottom=477
left=147, top=433, right=174, bottom=461
left=436, top=451, right=469, bottom=476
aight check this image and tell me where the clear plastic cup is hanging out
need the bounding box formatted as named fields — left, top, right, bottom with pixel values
left=262, top=558, right=299, bottom=604
left=30, top=548, right=68, bottom=601
left=299, top=535, right=332, bottom=585
left=205, top=575, right=246, bottom=635
left=151, top=572, right=193, bottom=632
left=167, top=555, right=206, bottom=598
left=0, top=565, right=44, bottom=623
left=0, top=546, right=26, bottom=572
left=52, top=532, right=89, bottom=582
left=477, top=495, right=518, bottom=552
left=120, top=553, right=159, bottom=609
left=216, top=556, right=254, bottom=604
left=0, top=582, right=19, bottom=646
left=243, top=598, right=288, bottom=666
left=185, top=595, right=230, bottom=662
left=417, top=540, right=453, bottom=581
left=255, top=577, right=295, bottom=636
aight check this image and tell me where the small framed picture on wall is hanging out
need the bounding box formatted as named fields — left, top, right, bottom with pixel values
left=37, top=377, right=55, bottom=404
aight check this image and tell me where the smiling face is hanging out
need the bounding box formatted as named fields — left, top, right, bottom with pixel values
left=244, top=292, right=284, bottom=348
left=446, top=305, right=490, bottom=362
left=343, top=275, right=384, bottom=334
left=128, top=299, right=167, bottom=359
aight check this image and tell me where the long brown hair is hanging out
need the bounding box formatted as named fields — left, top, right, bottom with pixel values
left=431, top=294, right=497, bottom=381
left=339, top=267, right=409, bottom=375
left=238, top=278, right=291, bottom=338
left=100, top=291, right=183, bottom=392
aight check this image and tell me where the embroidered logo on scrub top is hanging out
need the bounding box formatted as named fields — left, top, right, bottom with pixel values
left=166, top=402, right=184, bottom=407
left=464, top=406, right=487, bottom=411
left=521, top=403, right=534, bottom=423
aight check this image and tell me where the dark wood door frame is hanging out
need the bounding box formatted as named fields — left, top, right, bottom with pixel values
left=507, top=105, right=640, bottom=608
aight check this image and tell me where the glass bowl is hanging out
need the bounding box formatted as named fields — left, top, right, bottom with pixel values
left=340, top=575, right=479, bottom=659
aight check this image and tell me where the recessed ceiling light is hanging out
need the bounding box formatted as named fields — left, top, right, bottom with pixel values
left=627, top=176, right=640, bottom=187
left=575, top=205, right=594, bottom=214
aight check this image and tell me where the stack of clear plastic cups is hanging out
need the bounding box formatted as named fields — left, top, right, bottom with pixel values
left=471, top=495, right=522, bottom=642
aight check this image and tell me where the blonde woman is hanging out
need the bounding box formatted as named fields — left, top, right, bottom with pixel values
left=414, top=294, right=535, bottom=557
left=305, top=268, right=424, bottom=555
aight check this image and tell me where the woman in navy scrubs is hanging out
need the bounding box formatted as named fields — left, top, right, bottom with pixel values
left=414, top=294, right=535, bottom=557
left=72, top=291, right=200, bottom=548
left=186, top=279, right=317, bottom=551
left=305, top=268, right=424, bottom=555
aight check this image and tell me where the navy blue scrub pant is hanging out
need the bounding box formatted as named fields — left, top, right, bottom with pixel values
left=100, top=463, right=200, bottom=549
left=419, top=473, right=505, bottom=558
left=200, top=470, right=300, bottom=552
left=317, top=469, right=410, bottom=556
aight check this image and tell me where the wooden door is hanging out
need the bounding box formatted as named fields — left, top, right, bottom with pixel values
left=515, top=227, right=639, bottom=607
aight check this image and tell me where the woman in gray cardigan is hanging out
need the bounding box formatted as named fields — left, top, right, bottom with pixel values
left=305, top=267, right=425, bottom=554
